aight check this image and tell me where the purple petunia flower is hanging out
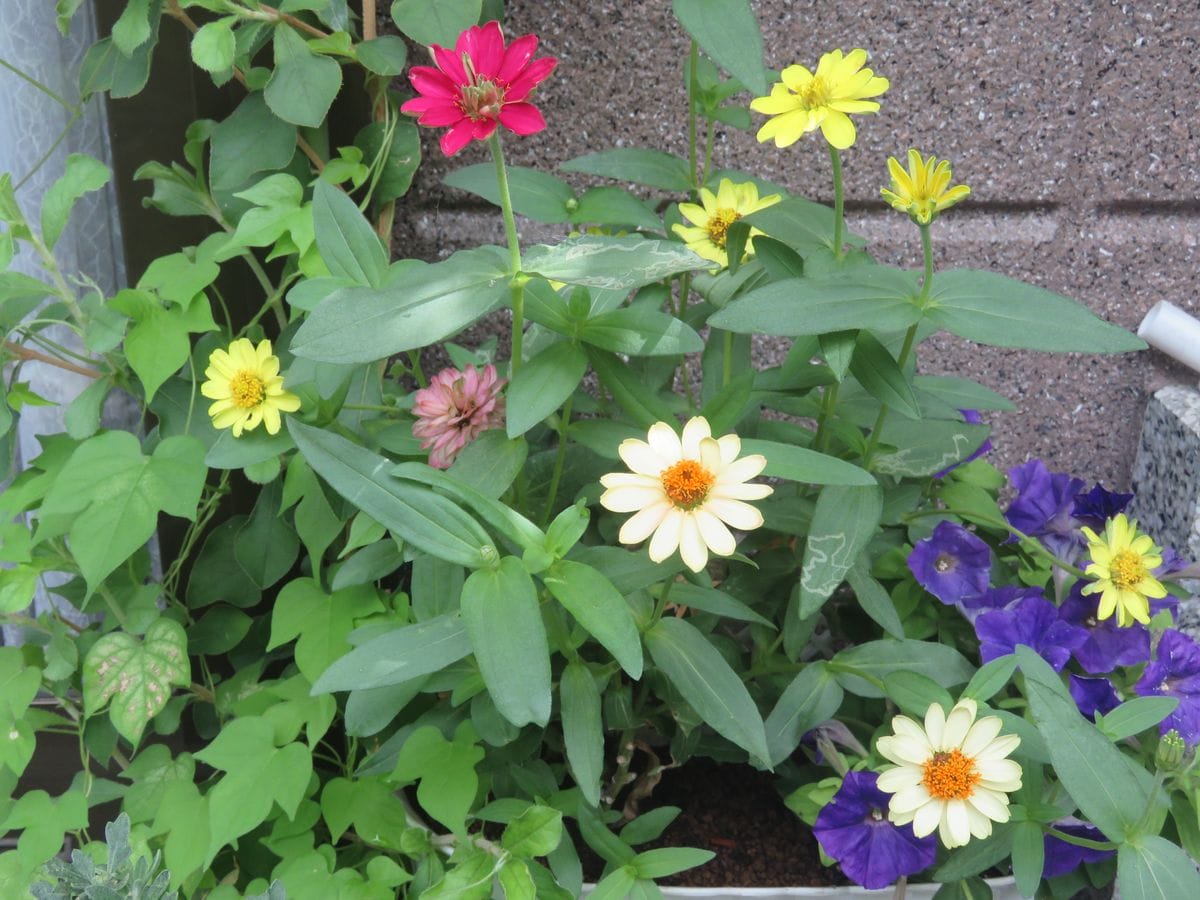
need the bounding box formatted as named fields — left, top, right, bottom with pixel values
left=813, top=771, right=937, bottom=890
left=933, top=410, right=993, bottom=479
left=1069, top=675, right=1122, bottom=720
left=1042, top=818, right=1115, bottom=878
left=975, top=595, right=1088, bottom=672
left=1059, top=583, right=1151, bottom=675
left=1134, top=629, right=1200, bottom=744
left=1071, top=484, right=1134, bottom=530
left=958, top=585, right=1044, bottom=625
left=1004, top=460, right=1086, bottom=558
left=907, top=521, right=992, bottom=605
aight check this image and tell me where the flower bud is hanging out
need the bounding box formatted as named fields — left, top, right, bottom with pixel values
left=1156, top=729, right=1192, bottom=774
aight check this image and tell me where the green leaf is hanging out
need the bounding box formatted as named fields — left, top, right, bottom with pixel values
left=193, top=717, right=313, bottom=864
left=265, top=25, right=343, bottom=128
left=313, top=612, right=472, bottom=693
left=844, top=566, right=904, bottom=638
left=210, top=92, right=298, bottom=191
left=289, top=420, right=494, bottom=568
left=709, top=267, right=922, bottom=336
left=40, top=154, right=110, bottom=251
left=82, top=618, right=190, bottom=744
left=291, top=246, right=509, bottom=362
left=739, top=439, right=875, bottom=486
left=79, top=26, right=159, bottom=100
left=525, top=235, right=704, bottom=291
left=461, top=556, right=552, bottom=727
left=560, top=663, right=604, bottom=807
left=312, top=179, right=388, bottom=287
left=187, top=604, right=253, bottom=655
left=1117, top=835, right=1200, bottom=899
left=630, top=846, right=715, bottom=879
left=542, top=560, right=643, bottom=678
left=355, top=117, right=422, bottom=203
left=235, top=481, right=299, bottom=588
left=390, top=0, right=482, bottom=45
left=927, top=269, right=1146, bottom=352
left=587, top=348, right=679, bottom=428
left=153, top=780, right=209, bottom=886
left=962, top=654, right=1017, bottom=702
left=832, top=640, right=975, bottom=698
left=579, top=306, right=704, bottom=356
left=872, top=417, right=991, bottom=479
left=914, top=375, right=1016, bottom=412
left=502, top=805, right=564, bottom=858
left=797, top=484, right=883, bottom=616
left=1011, top=820, right=1044, bottom=898
left=391, top=724, right=484, bottom=834
left=187, top=517, right=262, bottom=608
left=644, top=617, right=770, bottom=765
left=444, top=164, right=575, bottom=224
left=40, top=433, right=206, bottom=591
left=667, top=582, right=773, bottom=628
left=764, top=662, right=844, bottom=765
left=672, top=0, right=766, bottom=94
left=192, top=19, right=236, bottom=74
left=355, top=35, right=408, bottom=75
left=572, top=187, right=661, bottom=232
left=506, top=341, right=587, bottom=437
left=849, top=330, right=920, bottom=419
left=498, top=859, right=537, bottom=900
left=1098, top=696, right=1179, bottom=741
left=268, top=578, right=385, bottom=681
left=1017, top=646, right=1154, bottom=841
left=112, top=0, right=153, bottom=55
left=561, top=148, right=693, bottom=192
left=742, top=195, right=846, bottom=255
left=587, top=867, right=637, bottom=900
left=64, top=378, right=111, bottom=440
left=886, top=670, right=954, bottom=719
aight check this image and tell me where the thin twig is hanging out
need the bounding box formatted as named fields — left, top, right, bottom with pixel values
left=3, top=340, right=104, bottom=379
left=259, top=3, right=330, bottom=39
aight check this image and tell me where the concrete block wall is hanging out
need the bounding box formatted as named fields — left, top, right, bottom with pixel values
left=390, top=0, right=1200, bottom=491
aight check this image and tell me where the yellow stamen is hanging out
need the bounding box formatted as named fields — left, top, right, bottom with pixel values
left=802, top=76, right=831, bottom=108
left=660, top=459, right=715, bottom=508
left=921, top=749, right=980, bottom=801
left=230, top=370, right=266, bottom=409
left=705, top=208, right=741, bottom=248
left=1110, top=549, right=1148, bottom=589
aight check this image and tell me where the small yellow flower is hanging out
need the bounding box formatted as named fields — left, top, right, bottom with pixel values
left=201, top=338, right=300, bottom=437
left=599, top=417, right=772, bottom=573
left=672, top=179, right=781, bottom=269
left=880, top=150, right=971, bottom=225
left=750, top=48, right=888, bottom=150
left=1080, top=513, right=1167, bottom=627
left=876, top=698, right=1022, bottom=849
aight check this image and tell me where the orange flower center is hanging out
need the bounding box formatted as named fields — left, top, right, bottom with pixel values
left=801, top=75, right=832, bottom=108
left=705, top=208, right=741, bottom=248
left=660, top=459, right=715, bottom=509
left=921, top=749, right=980, bottom=801
left=1110, top=549, right=1147, bottom=589
left=230, top=370, right=265, bottom=410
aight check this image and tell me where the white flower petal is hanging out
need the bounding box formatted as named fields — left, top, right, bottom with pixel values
left=924, top=703, right=947, bottom=749
left=961, top=715, right=1003, bottom=757
left=600, top=472, right=660, bottom=490
left=699, top=437, right=722, bottom=474
left=710, top=481, right=773, bottom=501
left=648, top=509, right=683, bottom=563
left=678, top=513, right=709, bottom=572
left=717, top=434, right=741, bottom=464
left=718, top=454, right=767, bottom=485
left=911, top=799, right=943, bottom=839
left=967, top=787, right=1012, bottom=825
left=618, top=501, right=672, bottom=544
left=880, top=735, right=932, bottom=767
left=976, top=733, right=1021, bottom=761
left=647, top=422, right=682, bottom=461
left=602, top=484, right=667, bottom=513
left=694, top=508, right=735, bottom=556
left=704, top=497, right=764, bottom=531
left=889, top=784, right=933, bottom=815
left=619, top=439, right=670, bottom=477
left=877, top=766, right=923, bottom=793
left=941, top=702, right=976, bottom=750
left=681, top=417, right=711, bottom=458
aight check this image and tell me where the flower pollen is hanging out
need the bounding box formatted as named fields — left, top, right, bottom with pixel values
left=229, top=370, right=266, bottom=410
left=705, top=208, right=741, bottom=248
left=802, top=76, right=831, bottom=107
left=921, top=749, right=980, bottom=801
left=661, top=459, right=714, bottom=508
left=1110, top=549, right=1147, bottom=589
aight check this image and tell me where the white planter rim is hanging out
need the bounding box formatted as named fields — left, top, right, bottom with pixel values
left=579, top=874, right=1019, bottom=898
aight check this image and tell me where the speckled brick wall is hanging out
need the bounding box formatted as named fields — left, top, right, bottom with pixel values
left=388, top=0, right=1200, bottom=490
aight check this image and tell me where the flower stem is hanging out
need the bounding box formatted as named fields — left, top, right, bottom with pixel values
left=814, top=381, right=840, bottom=454
left=541, top=393, right=574, bottom=526
left=1044, top=827, right=1118, bottom=852
left=489, top=133, right=525, bottom=375
left=687, top=41, right=700, bottom=196
left=861, top=323, right=919, bottom=468
left=828, top=144, right=845, bottom=260
left=917, top=222, right=935, bottom=302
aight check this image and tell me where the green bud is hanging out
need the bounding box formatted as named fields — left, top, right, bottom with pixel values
left=1156, top=729, right=1191, bottom=774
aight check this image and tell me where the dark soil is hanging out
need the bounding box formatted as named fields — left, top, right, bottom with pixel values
left=580, top=757, right=848, bottom=888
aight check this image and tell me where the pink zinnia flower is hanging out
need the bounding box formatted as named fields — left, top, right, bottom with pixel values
left=411, top=364, right=506, bottom=468
left=400, top=20, right=557, bottom=156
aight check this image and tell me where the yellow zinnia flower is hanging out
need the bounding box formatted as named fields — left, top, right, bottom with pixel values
left=201, top=338, right=300, bottom=437
left=750, top=48, right=889, bottom=150
left=876, top=698, right=1022, bottom=849
left=672, top=179, right=781, bottom=269
left=880, top=150, right=971, bottom=225
left=1080, top=513, right=1167, bottom=627
left=599, top=417, right=772, bottom=573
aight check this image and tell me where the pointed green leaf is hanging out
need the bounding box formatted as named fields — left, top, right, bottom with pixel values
left=445, top=164, right=576, bottom=224
left=264, top=26, right=343, bottom=128
left=561, top=148, right=692, bottom=192
left=672, top=0, right=766, bottom=94
left=506, top=341, right=587, bottom=438
left=560, top=663, right=604, bottom=807
left=798, top=484, right=883, bottom=617
left=312, top=179, right=388, bottom=286
left=40, top=154, right=109, bottom=251
left=764, top=662, right=844, bottom=765
left=542, top=560, right=643, bottom=678
left=390, top=0, right=482, bottom=46
left=313, top=613, right=472, bottom=693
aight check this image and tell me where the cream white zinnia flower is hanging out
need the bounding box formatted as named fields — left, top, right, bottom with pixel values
left=599, top=417, right=772, bottom=573
left=875, top=698, right=1022, bottom=849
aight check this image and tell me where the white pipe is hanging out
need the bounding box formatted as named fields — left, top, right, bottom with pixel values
left=1138, top=301, right=1200, bottom=374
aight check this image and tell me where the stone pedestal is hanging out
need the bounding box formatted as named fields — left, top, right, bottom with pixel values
left=1130, top=385, right=1200, bottom=563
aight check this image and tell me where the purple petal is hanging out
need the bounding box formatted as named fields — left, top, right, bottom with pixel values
left=907, top=521, right=992, bottom=605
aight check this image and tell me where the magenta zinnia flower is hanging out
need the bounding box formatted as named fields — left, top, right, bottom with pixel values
left=412, top=364, right=506, bottom=468
left=400, top=21, right=557, bottom=156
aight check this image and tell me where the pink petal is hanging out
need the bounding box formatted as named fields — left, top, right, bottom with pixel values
left=497, top=34, right=538, bottom=84
left=505, top=56, right=557, bottom=101
left=432, top=45, right=467, bottom=85
left=440, top=119, right=477, bottom=156
left=409, top=66, right=460, bottom=99
left=462, top=21, right=505, bottom=78
left=499, top=102, right=546, bottom=135
left=471, top=117, right=498, bottom=141
left=416, top=104, right=465, bottom=127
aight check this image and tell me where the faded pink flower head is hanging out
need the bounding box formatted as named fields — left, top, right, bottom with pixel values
left=400, top=20, right=557, bottom=156
left=411, top=364, right=506, bottom=468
